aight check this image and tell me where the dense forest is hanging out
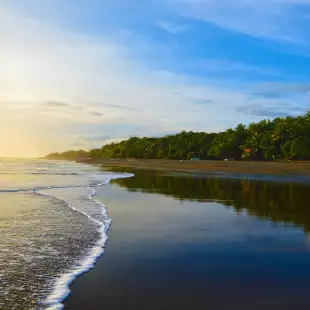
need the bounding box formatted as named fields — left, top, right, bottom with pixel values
left=46, top=113, right=310, bottom=161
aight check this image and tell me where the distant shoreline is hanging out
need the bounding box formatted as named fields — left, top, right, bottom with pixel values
left=79, top=159, right=310, bottom=183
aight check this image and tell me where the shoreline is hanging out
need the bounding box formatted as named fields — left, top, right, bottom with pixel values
left=39, top=170, right=134, bottom=309
left=83, top=159, right=310, bottom=183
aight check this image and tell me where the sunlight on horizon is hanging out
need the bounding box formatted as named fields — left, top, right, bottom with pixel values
left=0, top=114, right=68, bottom=157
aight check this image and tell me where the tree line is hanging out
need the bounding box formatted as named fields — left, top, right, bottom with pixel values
left=45, top=149, right=89, bottom=161
left=46, top=113, right=310, bottom=161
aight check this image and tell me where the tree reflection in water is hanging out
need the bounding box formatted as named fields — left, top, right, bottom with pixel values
left=105, top=167, right=310, bottom=232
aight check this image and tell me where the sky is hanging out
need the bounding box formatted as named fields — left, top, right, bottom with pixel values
left=1, top=0, right=310, bottom=157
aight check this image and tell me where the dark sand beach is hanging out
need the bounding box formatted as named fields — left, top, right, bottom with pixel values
left=65, top=168, right=310, bottom=310
left=87, top=159, right=310, bottom=181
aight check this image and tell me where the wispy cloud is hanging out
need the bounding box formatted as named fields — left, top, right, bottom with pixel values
left=193, top=59, right=279, bottom=76
left=255, top=82, right=310, bottom=94
left=92, top=103, right=137, bottom=111
left=43, top=100, right=70, bottom=107
left=89, top=111, right=104, bottom=117
left=168, top=0, right=310, bottom=48
left=249, top=91, right=287, bottom=100
left=171, top=91, right=214, bottom=105
left=236, top=104, right=306, bottom=118
left=157, top=21, right=188, bottom=34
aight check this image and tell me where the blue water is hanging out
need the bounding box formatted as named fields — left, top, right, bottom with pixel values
left=65, top=168, right=310, bottom=310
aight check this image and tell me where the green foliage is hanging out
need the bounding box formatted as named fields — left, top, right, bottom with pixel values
left=46, top=113, right=310, bottom=161
left=45, top=150, right=90, bottom=161
left=290, top=137, right=310, bottom=160
left=91, top=131, right=220, bottom=160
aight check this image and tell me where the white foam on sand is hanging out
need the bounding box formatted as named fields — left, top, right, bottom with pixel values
left=40, top=172, right=134, bottom=310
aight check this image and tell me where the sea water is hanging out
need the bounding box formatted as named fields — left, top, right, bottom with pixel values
left=0, top=158, right=132, bottom=309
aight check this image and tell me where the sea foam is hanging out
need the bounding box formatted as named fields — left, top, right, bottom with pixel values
left=38, top=172, right=133, bottom=309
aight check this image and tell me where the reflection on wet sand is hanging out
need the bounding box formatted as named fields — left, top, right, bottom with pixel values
left=108, top=167, right=310, bottom=232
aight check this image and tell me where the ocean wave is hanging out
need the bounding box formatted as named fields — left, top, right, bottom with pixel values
left=0, top=185, right=82, bottom=194
left=1, top=163, right=134, bottom=309
left=37, top=172, right=133, bottom=309
left=0, top=173, right=133, bottom=194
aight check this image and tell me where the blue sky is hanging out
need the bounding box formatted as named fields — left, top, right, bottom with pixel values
left=1, top=0, right=310, bottom=156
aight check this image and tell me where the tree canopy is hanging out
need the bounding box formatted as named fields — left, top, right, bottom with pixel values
left=46, top=113, right=310, bottom=161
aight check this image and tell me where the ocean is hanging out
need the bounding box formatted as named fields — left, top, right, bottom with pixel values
left=0, top=159, right=132, bottom=309
left=3, top=161, right=310, bottom=310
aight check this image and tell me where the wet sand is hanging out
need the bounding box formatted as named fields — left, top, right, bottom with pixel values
left=88, top=159, right=310, bottom=178
left=84, top=159, right=310, bottom=184
left=64, top=170, right=310, bottom=310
